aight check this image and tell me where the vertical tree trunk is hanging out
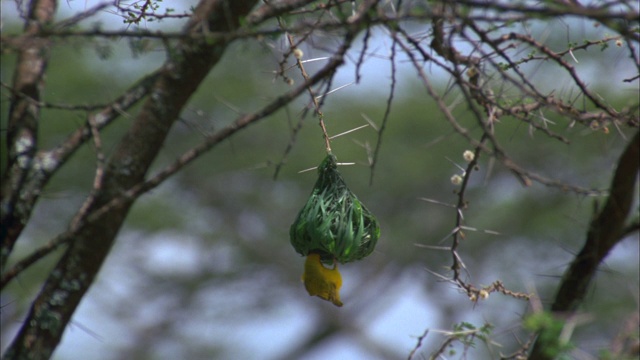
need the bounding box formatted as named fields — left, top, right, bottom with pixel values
left=1, top=0, right=57, bottom=271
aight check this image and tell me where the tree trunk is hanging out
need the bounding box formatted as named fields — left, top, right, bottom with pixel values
left=529, top=130, right=640, bottom=359
left=2, top=1, right=257, bottom=359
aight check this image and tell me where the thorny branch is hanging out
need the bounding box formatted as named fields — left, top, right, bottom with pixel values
left=280, top=18, right=333, bottom=154
left=1, top=5, right=359, bottom=290
left=270, top=2, right=359, bottom=177
left=2, top=0, right=638, bottom=358
left=398, top=0, right=636, bottom=356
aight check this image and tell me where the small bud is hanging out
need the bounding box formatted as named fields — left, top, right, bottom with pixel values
left=293, top=48, right=304, bottom=59
left=286, top=78, right=294, bottom=86
left=615, top=39, right=623, bottom=47
left=451, top=174, right=463, bottom=185
left=466, top=67, right=478, bottom=79
left=463, top=150, right=475, bottom=163
left=469, top=293, right=477, bottom=302
left=479, top=289, right=489, bottom=299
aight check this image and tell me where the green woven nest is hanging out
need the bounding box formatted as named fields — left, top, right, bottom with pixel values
left=290, top=153, right=380, bottom=264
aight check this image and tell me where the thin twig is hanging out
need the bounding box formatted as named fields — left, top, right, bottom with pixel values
left=407, top=329, right=429, bottom=360
left=369, top=26, right=398, bottom=185
left=70, top=112, right=106, bottom=231
left=280, top=20, right=332, bottom=153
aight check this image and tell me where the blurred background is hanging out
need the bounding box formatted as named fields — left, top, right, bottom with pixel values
left=1, top=1, right=638, bottom=359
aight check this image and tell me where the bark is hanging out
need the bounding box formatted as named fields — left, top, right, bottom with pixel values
left=1, top=0, right=57, bottom=271
left=2, top=1, right=257, bottom=359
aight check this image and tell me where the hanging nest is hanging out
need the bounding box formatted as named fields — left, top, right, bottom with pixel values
left=290, top=153, right=380, bottom=306
left=290, top=153, right=380, bottom=264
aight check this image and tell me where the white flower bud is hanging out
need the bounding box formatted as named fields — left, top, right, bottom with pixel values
left=479, top=289, right=489, bottom=299
left=463, top=150, right=475, bottom=162
left=293, top=48, right=303, bottom=59
left=451, top=174, right=463, bottom=185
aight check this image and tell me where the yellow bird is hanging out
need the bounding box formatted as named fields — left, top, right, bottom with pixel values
left=302, top=253, right=343, bottom=307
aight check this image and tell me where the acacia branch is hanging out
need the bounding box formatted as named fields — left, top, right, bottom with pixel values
left=0, top=2, right=359, bottom=291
